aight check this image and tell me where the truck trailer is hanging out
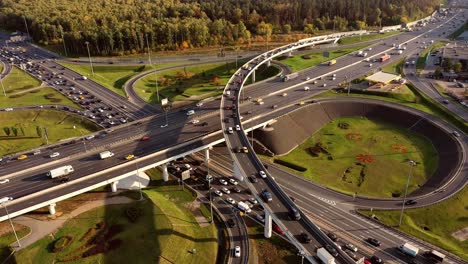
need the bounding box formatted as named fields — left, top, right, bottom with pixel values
left=47, top=165, right=74, bottom=178
left=316, top=247, right=335, bottom=264
left=398, top=242, right=419, bottom=257
left=99, top=151, right=114, bottom=160
left=282, top=73, right=299, bottom=82
left=379, top=54, right=391, bottom=62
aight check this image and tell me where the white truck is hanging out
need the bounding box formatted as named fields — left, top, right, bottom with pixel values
left=317, top=247, right=335, bottom=264
left=99, top=151, right=114, bottom=160
left=237, top=201, right=252, bottom=213
left=398, top=242, right=419, bottom=257
left=47, top=165, right=74, bottom=178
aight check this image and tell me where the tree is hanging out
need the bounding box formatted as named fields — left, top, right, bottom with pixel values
left=36, top=126, right=43, bottom=138
left=303, top=24, right=316, bottom=34
left=3, top=127, right=10, bottom=136
left=453, top=62, right=462, bottom=73
left=12, top=127, right=18, bottom=137
left=282, top=24, right=291, bottom=34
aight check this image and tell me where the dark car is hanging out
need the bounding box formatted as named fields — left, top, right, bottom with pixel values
left=59, top=177, right=69, bottom=183
left=227, top=218, right=236, bottom=228
left=232, top=187, right=241, bottom=193
left=261, top=190, right=273, bottom=203
left=289, top=207, right=301, bottom=220
left=404, top=199, right=417, bottom=205
left=325, top=244, right=338, bottom=257
left=249, top=175, right=258, bottom=183
left=370, top=256, right=383, bottom=264
left=327, top=232, right=338, bottom=242
left=367, top=237, right=381, bottom=247
left=300, top=232, right=311, bottom=243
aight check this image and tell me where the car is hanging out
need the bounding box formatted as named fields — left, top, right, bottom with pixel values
left=256, top=213, right=265, bottom=223
left=453, top=131, right=460, bottom=137
left=442, top=99, right=449, bottom=104
left=249, top=175, right=258, bottom=183
left=49, top=152, right=60, bottom=158
left=196, top=102, right=203, bottom=107
left=186, top=110, right=195, bottom=116
left=219, top=179, right=228, bottom=185
left=404, top=199, right=417, bottom=205
left=191, top=119, right=200, bottom=124
left=345, top=250, right=359, bottom=261
left=235, top=125, right=241, bottom=131
left=229, top=178, right=238, bottom=185
left=367, top=237, right=381, bottom=247
left=227, top=127, right=233, bottom=134
left=17, top=154, right=28, bottom=160
left=232, top=187, right=241, bottom=193
left=242, top=147, right=248, bottom=153
left=226, top=197, right=236, bottom=205
left=306, top=77, right=310, bottom=80
left=85, top=135, right=95, bottom=140
left=325, top=244, right=338, bottom=257
left=273, top=223, right=284, bottom=235
left=160, top=124, right=168, bottom=128
left=300, top=232, right=311, bottom=243
left=245, top=201, right=254, bottom=208
left=259, top=170, right=267, bottom=178
left=60, top=177, right=70, bottom=183
left=141, top=136, right=150, bottom=141
left=222, top=187, right=230, bottom=194
left=0, top=179, right=10, bottom=184
left=304, top=86, right=310, bottom=91
left=248, top=197, right=258, bottom=205
left=345, top=243, right=358, bottom=252
left=214, top=190, right=223, bottom=196
left=234, top=246, right=241, bottom=257
left=364, top=260, right=372, bottom=264
left=227, top=218, right=236, bottom=227
left=125, top=154, right=135, bottom=160
left=282, top=93, right=288, bottom=97
left=322, top=83, right=327, bottom=87
left=261, top=190, right=273, bottom=202
left=370, top=256, right=383, bottom=264
left=327, top=232, right=338, bottom=241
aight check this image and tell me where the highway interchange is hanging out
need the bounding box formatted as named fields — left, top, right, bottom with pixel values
left=0, top=5, right=467, bottom=264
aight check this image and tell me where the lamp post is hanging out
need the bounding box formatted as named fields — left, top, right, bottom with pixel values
left=145, top=33, right=160, bottom=103
left=0, top=197, right=21, bottom=248
left=60, top=27, right=68, bottom=57
left=0, top=77, right=6, bottom=97
left=399, top=160, right=416, bottom=226
left=23, top=16, right=31, bottom=43
left=84, top=41, right=94, bottom=77
left=206, top=159, right=213, bottom=223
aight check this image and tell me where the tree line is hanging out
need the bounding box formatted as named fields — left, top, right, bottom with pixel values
left=0, top=0, right=440, bottom=56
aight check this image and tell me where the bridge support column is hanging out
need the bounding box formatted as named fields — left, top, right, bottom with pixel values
left=161, top=164, right=169, bottom=182
left=288, top=51, right=292, bottom=57
left=264, top=210, right=272, bottom=238
left=110, top=181, right=119, bottom=192
left=204, top=148, right=210, bottom=163
left=49, top=203, right=56, bottom=215
left=233, top=162, right=244, bottom=181
left=252, top=70, right=256, bottom=83
left=334, top=38, right=339, bottom=44
left=266, top=60, right=271, bottom=67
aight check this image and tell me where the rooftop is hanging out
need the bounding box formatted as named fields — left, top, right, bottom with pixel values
left=442, top=46, right=468, bottom=61
left=365, top=71, right=400, bottom=84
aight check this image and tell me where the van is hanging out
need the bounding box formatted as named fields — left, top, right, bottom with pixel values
left=289, top=207, right=301, bottom=220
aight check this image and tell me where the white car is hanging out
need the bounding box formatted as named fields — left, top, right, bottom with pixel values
left=192, top=119, right=199, bottom=124
left=226, top=197, right=236, bottom=205
left=85, top=135, right=95, bottom=140
left=305, top=77, right=310, bottom=80
left=214, top=190, right=223, bottom=197
left=186, top=110, right=195, bottom=116
left=196, top=102, right=203, bottom=107
left=222, top=187, right=230, bottom=194
left=0, top=179, right=10, bottom=184
left=4, top=108, right=13, bottom=111
left=219, top=179, right=228, bottom=185
left=49, top=152, right=60, bottom=158
left=235, top=125, right=241, bottom=131
left=234, top=246, right=241, bottom=257
left=453, top=131, right=460, bottom=137
left=229, top=178, right=238, bottom=185
left=259, top=171, right=267, bottom=178
left=248, top=197, right=258, bottom=205
left=345, top=243, right=358, bottom=252
left=304, top=86, right=310, bottom=91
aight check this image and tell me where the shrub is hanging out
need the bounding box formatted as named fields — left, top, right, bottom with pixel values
left=338, top=122, right=349, bottom=129
left=125, top=207, right=143, bottom=222
left=274, top=159, right=307, bottom=172
left=52, top=236, right=73, bottom=253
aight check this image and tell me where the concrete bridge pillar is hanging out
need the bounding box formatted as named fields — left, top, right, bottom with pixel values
left=49, top=203, right=56, bottom=215
left=161, top=163, right=169, bottom=182
left=288, top=51, right=292, bottom=57
left=110, top=181, right=119, bottom=192
left=334, top=38, right=340, bottom=44
left=264, top=210, right=272, bottom=238
left=266, top=60, right=271, bottom=67
left=204, top=148, right=210, bottom=163
left=233, top=162, right=244, bottom=181
left=252, top=70, right=256, bottom=83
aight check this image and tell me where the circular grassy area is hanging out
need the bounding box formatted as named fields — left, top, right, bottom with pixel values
left=276, top=117, right=438, bottom=197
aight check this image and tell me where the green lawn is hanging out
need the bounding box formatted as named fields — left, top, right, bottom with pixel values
left=2, top=66, right=41, bottom=93
left=338, top=31, right=401, bottom=45
left=0, top=110, right=100, bottom=156
left=273, top=117, right=438, bottom=197
left=0, top=223, right=30, bottom=262
left=0, top=87, right=81, bottom=108
left=133, top=62, right=240, bottom=104
left=360, top=186, right=468, bottom=260
left=277, top=44, right=370, bottom=72
left=416, top=41, right=447, bottom=73
left=0, top=63, right=3, bottom=73
left=13, top=188, right=217, bottom=264
left=382, top=58, right=406, bottom=74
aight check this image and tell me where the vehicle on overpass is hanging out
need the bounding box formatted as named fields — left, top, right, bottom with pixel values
left=317, top=247, right=335, bottom=264
left=47, top=165, right=74, bottom=178
left=398, top=242, right=419, bottom=257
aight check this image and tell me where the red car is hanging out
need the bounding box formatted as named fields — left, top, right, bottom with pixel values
left=273, top=223, right=284, bottom=235
left=141, top=136, right=150, bottom=141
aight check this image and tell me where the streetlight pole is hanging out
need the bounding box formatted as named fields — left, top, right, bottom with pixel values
left=206, top=161, right=213, bottom=223
left=0, top=197, right=21, bottom=248
left=60, top=27, right=68, bottom=57
left=145, top=33, right=160, bottom=103
left=399, top=160, right=416, bottom=226
left=134, top=159, right=143, bottom=201
left=84, top=41, right=94, bottom=77
left=23, top=16, right=31, bottom=43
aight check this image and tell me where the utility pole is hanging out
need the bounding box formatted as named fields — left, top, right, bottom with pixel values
left=23, top=16, right=31, bottom=42
left=60, top=27, right=68, bottom=57
left=146, top=33, right=160, bottom=103
left=0, top=197, right=21, bottom=248
left=84, top=41, right=94, bottom=77
left=206, top=160, right=213, bottom=223
left=399, top=160, right=416, bottom=226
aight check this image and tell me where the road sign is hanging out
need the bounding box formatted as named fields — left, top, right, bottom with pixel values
left=181, top=170, right=191, bottom=181
left=161, top=98, right=169, bottom=107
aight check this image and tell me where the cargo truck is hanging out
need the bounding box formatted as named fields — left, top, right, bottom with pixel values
left=237, top=201, right=252, bottom=213
left=99, top=151, right=114, bottom=160
left=379, top=54, right=391, bottom=62
left=47, top=165, right=74, bottom=178
left=328, top=59, right=337, bottom=66
left=398, top=242, right=419, bottom=257
left=317, top=247, right=335, bottom=264
left=281, top=73, right=299, bottom=82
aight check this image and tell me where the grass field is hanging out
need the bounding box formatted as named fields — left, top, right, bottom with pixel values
left=0, top=87, right=81, bottom=108
left=277, top=44, right=369, bottom=72
left=2, top=66, right=41, bottom=93
left=382, top=57, right=406, bottom=74
left=133, top=61, right=240, bottom=104
left=338, top=31, right=401, bottom=45
left=273, top=117, right=438, bottom=197
left=13, top=187, right=217, bottom=264
left=0, top=223, right=30, bottom=262
left=360, top=186, right=468, bottom=260
left=0, top=110, right=100, bottom=156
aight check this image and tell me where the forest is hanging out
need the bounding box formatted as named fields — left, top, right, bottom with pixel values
left=0, top=0, right=441, bottom=56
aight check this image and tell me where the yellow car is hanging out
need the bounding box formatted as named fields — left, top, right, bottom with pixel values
left=125, top=154, right=135, bottom=160
left=18, top=154, right=28, bottom=160
left=242, top=147, right=249, bottom=153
